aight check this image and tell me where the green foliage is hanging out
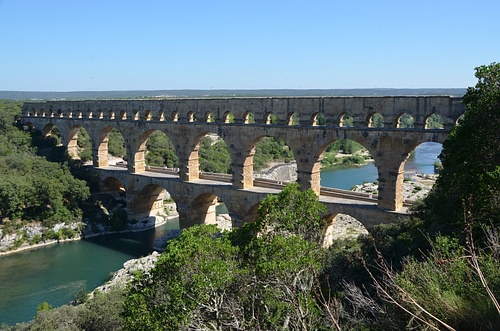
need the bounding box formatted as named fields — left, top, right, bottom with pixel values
left=426, top=113, right=444, bottom=129
left=253, top=136, right=294, bottom=170
left=36, top=301, right=52, bottom=314
left=123, top=184, right=330, bottom=330
left=123, top=225, right=241, bottom=330
left=421, top=63, right=500, bottom=232
left=0, top=155, right=90, bottom=225
left=371, top=113, right=384, bottom=127
left=198, top=136, right=231, bottom=173
left=145, top=131, right=178, bottom=168
left=394, top=236, right=500, bottom=330
left=398, top=113, right=414, bottom=128
left=107, top=128, right=126, bottom=158
left=254, top=183, right=327, bottom=244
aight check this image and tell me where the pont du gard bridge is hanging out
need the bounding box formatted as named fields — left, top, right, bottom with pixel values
left=21, top=96, right=465, bottom=230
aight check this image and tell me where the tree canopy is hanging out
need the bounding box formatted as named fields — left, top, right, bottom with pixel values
left=422, top=63, right=500, bottom=232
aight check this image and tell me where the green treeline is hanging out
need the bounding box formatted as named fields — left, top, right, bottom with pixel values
left=0, top=101, right=90, bottom=231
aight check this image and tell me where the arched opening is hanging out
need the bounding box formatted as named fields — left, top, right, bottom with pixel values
left=98, top=127, right=126, bottom=167
left=339, top=112, right=354, bottom=127
left=187, top=111, right=196, bottom=122
left=204, top=111, right=214, bottom=123
left=319, top=139, right=376, bottom=191
left=171, top=111, right=179, bottom=122
left=189, top=192, right=220, bottom=227
left=322, top=213, right=368, bottom=248
left=265, top=112, right=276, bottom=125
left=244, top=111, right=255, bottom=124
left=223, top=111, right=233, bottom=123
left=402, top=142, right=443, bottom=202
left=312, top=111, right=326, bottom=126
left=67, top=125, right=92, bottom=162
left=158, top=110, right=165, bottom=121
left=108, top=110, right=115, bottom=119
left=287, top=112, right=299, bottom=125
left=120, top=110, right=127, bottom=120
left=251, top=136, right=296, bottom=183
left=144, top=110, right=152, bottom=121
left=455, top=114, right=465, bottom=126
left=368, top=112, right=384, bottom=128
left=244, top=202, right=261, bottom=223
left=33, top=123, right=62, bottom=160
left=133, top=110, right=140, bottom=120
left=128, top=184, right=177, bottom=229
left=396, top=113, right=414, bottom=128
left=85, top=176, right=128, bottom=231
left=198, top=133, right=231, bottom=174
left=144, top=130, right=179, bottom=169
left=424, top=113, right=444, bottom=129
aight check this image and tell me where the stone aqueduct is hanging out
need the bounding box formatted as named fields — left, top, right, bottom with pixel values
left=21, top=96, right=465, bottom=229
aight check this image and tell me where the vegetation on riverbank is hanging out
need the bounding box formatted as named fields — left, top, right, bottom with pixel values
left=2, top=64, right=499, bottom=330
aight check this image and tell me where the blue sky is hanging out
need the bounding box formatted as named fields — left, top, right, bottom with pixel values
left=1, top=0, right=499, bottom=91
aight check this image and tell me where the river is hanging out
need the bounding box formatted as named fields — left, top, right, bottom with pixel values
left=0, top=143, right=442, bottom=326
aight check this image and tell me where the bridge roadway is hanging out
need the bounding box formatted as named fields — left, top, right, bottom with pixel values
left=95, top=165, right=409, bottom=229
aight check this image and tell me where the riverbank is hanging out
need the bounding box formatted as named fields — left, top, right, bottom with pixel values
left=0, top=211, right=178, bottom=257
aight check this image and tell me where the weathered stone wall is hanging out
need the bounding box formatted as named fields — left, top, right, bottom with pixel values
left=21, top=96, right=461, bottom=214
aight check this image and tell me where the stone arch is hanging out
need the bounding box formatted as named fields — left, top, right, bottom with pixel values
left=455, top=114, right=465, bottom=126
left=76, top=110, right=83, bottom=118
left=97, top=126, right=126, bottom=167
left=197, top=132, right=231, bottom=174
left=100, top=176, right=126, bottom=193
left=144, top=110, right=152, bottom=121
left=135, top=129, right=179, bottom=173
left=67, top=125, right=91, bottom=161
left=204, top=111, right=213, bottom=123
left=367, top=112, right=384, bottom=128
left=403, top=141, right=443, bottom=177
left=57, top=109, right=64, bottom=118
left=171, top=111, right=179, bottom=122
left=223, top=111, right=233, bottom=123
left=187, top=111, right=196, bottom=122
left=244, top=202, right=261, bottom=223
left=424, top=113, right=444, bottom=129
left=133, top=110, right=140, bottom=120
left=243, top=111, right=255, bottom=124
left=128, top=184, right=176, bottom=224
left=186, top=192, right=220, bottom=227
left=97, top=110, right=104, bottom=119
left=311, top=111, right=325, bottom=126
left=143, top=130, right=179, bottom=169
left=265, top=111, right=276, bottom=125
left=237, top=134, right=296, bottom=189
left=108, top=110, right=115, bottom=119
left=322, top=213, right=368, bottom=248
left=41, top=122, right=57, bottom=138
left=339, top=112, right=354, bottom=127
left=120, top=110, right=127, bottom=120
left=158, top=110, right=165, bottom=121
left=287, top=112, right=299, bottom=125
left=313, top=136, right=376, bottom=195
left=396, top=113, right=414, bottom=128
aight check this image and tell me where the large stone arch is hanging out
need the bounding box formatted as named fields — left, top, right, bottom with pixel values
left=127, top=183, right=176, bottom=224
left=179, top=129, right=234, bottom=182
left=133, top=128, right=180, bottom=173
left=95, top=125, right=127, bottom=168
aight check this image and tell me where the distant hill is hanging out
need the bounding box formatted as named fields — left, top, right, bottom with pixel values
left=0, top=88, right=466, bottom=100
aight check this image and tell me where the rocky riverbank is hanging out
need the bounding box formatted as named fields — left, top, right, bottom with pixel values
left=352, top=173, right=437, bottom=202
